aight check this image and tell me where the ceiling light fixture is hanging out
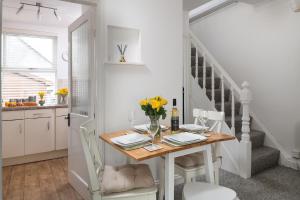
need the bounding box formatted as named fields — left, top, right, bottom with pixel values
left=53, top=9, right=61, bottom=21
left=16, top=2, right=61, bottom=21
left=16, top=3, right=24, bottom=15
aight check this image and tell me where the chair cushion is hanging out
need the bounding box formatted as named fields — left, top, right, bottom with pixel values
left=175, top=151, right=217, bottom=168
left=101, top=164, right=155, bottom=194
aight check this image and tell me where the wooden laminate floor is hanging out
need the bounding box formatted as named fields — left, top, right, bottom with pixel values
left=2, top=157, right=83, bottom=200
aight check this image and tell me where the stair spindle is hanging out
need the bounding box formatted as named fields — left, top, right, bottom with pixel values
left=195, top=47, right=198, bottom=80
left=240, top=81, right=252, bottom=178
left=231, top=87, right=235, bottom=135
left=211, top=65, right=215, bottom=107
left=221, top=76, right=225, bottom=112
left=203, top=54, right=206, bottom=92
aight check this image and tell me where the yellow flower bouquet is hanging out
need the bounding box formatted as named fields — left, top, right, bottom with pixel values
left=56, top=88, right=69, bottom=104
left=56, top=88, right=69, bottom=97
left=38, top=91, right=46, bottom=106
left=139, top=96, right=168, bottom=120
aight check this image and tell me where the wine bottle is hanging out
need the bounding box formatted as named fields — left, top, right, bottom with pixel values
left=171, top=99, right=179, bottom=133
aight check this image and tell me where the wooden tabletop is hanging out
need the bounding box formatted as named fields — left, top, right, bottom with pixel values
left=100, top=130, right=235, bottom=161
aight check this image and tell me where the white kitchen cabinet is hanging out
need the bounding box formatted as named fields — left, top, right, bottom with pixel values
left=25, top=117, right=55, bottom=155
left=56, top=115, right=69, bottom=150
left=2, top=120, right=25, bottom=158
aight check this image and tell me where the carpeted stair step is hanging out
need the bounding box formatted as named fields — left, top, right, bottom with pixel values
left=191, top=56, right=204, bottom=67
left=191, top=47, right=196, bottom=56
left=206, top=88, right=230, bottom=103
left=225, top=115, right=243, bottom=133
left=191, top=65, right=212, bottom=78
left=215, top=102, right=241, bottom=116
left=236, top=130, right=265, bottom=149
left=198, top=77, right=221, bottom=89
left=251, top=146, right=280, bottom=175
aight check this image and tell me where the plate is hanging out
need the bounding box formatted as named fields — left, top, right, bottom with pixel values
left=164, top=132, right=207, bottom=144
left=179, top=124, right=209, bottom=131
left=133, top=124, right=168, bottom=132
left=112, top=133, right=151, bottom=146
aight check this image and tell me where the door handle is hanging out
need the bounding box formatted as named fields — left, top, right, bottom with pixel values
left=66, top=113, right=70, bottom=127
left=47, top=121, right=50, bottom=131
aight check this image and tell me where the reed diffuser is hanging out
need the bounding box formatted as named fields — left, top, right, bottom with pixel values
left=117, top=44, right=128, bottom=63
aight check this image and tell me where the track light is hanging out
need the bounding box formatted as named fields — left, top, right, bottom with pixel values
left=16, top=3, right=24, bottom=15
left=37, top=6, right=42, bottom=21
left=54, top=10, right=61, bottom=21
left=16, top=2, right=61, bottom=21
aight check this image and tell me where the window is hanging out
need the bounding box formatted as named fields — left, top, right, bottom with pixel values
left=1, top=32, right=57, bottom=104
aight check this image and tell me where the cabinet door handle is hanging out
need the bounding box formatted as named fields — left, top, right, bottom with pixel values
left=19, top=124, right=22, bottom=134
left=47, top=121, right=50, bottom=131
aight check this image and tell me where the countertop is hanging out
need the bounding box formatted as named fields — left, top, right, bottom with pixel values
left=2, top=104, right=68, bottom=112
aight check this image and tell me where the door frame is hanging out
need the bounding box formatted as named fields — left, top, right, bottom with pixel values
left=0, top=0, right=105, bottom=198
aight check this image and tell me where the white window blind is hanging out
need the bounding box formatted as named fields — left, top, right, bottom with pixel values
left=1, top=33, right=57, bottom=104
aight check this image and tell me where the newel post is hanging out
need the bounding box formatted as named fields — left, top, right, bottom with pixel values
left=239, top=81, right=252, bottom=178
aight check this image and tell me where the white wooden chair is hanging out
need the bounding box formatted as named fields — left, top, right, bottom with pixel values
left=183, top=182, right=238, bottom=200
left=80, top=119, right=157, bottom=200
left=158, top=110, right=225, bottom=200
left=174, top=109, right=225, bottom=184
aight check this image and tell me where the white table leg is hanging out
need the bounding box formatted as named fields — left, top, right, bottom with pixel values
left=159, top=157, right=165, bottom=200
left=203, top=144, right=215, bottom=184
left=165, top=153, right=174, bottom=200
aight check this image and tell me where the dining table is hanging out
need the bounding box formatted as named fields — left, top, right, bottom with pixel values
left=100, top=130, right=235, bottom=200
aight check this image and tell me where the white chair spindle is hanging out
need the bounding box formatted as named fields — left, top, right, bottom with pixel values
left=195, top=47, right=198, bottom=80
left=203, top=54, right=206, bottom=92
left=211, top=65, right=215, bottom=106
left=231, top=87, right=235, bottom=135
left=221, top=76, right=225, bottom=112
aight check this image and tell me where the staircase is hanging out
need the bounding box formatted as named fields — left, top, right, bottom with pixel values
left=188, top=32, right=280, bottom=176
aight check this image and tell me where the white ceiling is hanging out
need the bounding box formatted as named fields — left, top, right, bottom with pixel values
left=3, top=0, right=83, bottom=27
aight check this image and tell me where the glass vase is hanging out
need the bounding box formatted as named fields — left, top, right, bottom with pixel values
left=149, top=115, right=161, bottom=139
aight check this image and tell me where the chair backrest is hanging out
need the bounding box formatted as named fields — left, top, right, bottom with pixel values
left=79, top=119, right=103, bottom=195
left=193, top=109, right=224, bottom=132
left=193, top=109, right=225, bottom=160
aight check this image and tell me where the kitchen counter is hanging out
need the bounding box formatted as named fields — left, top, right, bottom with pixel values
left=2, top=104, right=68, bottom=112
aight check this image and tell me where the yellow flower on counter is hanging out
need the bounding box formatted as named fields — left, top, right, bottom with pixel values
left=56, top=88, right=69, bottom=96
left=38, top=91, right=46, bottom=99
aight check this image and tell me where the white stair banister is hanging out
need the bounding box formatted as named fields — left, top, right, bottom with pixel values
left=203, top=54, right=206, bottom=92
left=221, top=76, right=225, bottom=112
left=239, top=81, right=252, bottom=178
left=211, top=65, right=215, bottom=106
left=195, top=47, right=198, bottom=80
left=231, top=87, right=235, bottom=135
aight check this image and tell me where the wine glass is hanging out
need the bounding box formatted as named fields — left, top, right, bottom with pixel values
left=127, top=110, right=135, bottom=129
left=199, top=111, right=208, bottom=128
left=147, top=120, right=160, bottom=147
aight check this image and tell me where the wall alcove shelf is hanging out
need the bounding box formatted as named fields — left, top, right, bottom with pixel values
left=106, top=25, right=143, bottom=65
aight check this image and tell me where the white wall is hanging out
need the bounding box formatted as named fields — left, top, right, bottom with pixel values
left=103, top=0, right=183, bottom=178
left=190, top=0, right=300, bottom=157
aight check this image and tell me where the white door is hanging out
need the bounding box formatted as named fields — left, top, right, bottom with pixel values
left=68, top=9, right=95, bottom=200
left=2, top=120, right=25, bottom=158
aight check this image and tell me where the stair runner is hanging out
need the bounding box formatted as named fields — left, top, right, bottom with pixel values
left=191, top=48, right=280, bottom=175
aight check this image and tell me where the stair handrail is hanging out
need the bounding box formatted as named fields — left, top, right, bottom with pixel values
left=189, top=30, right=241, bottom=95
left=189, top=30, right=252, bottom=178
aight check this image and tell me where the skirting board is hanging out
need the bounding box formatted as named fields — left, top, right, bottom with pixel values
left=3, top=149, right=68, bottom=167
